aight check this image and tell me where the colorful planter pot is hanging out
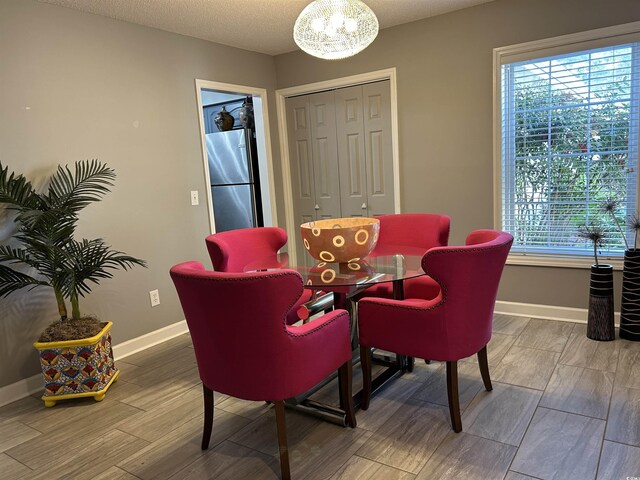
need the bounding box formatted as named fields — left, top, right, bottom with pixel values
left=33, top=322, right=119, bottom=407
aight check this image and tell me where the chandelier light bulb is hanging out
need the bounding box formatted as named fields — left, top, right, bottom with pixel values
left=293, top=0, right=379, bottom=60
left=311, top=18, right=325, bottom=32
left=330, top=12, right=345, bottom=28
left=344, top=18, right=358, bottom=32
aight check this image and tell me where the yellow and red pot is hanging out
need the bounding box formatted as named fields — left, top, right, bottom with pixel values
left=33, top=322, right=119, bottom=407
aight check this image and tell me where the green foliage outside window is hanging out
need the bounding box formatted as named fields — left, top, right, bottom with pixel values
left=503, top=45, right=637, bottom=255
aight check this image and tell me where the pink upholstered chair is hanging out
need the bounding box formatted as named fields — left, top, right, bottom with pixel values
left=170, top=261, right=356, bottom=480
left=205, top=227, right=316, bottom=324
left=358, top=230, right=513, bottom=432
left=361, top=213, right=450, bottom=300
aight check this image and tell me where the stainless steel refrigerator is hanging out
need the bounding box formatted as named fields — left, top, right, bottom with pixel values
left=206, top=129, right=263, bottom=232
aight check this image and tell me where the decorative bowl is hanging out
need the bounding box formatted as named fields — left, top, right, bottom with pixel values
left=300, top=217, right=380, bottom=263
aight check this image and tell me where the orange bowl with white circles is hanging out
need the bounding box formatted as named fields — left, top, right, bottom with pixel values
left=300, top=217, right=380, bottom=264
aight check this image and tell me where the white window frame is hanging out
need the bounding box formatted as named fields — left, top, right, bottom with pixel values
left=493, top=21, right=640, bottom=269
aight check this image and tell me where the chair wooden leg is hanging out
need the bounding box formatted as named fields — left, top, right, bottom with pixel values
left=201, top=384, right=214, bottom=450
left=477, top=345, right=493, bottom=392
left=338, top=361, right=357, bottom=428
left=446, top=361, right=462, bottom=433
left=407, top=356, right=415, bottom=372
left=274, top=400, right=291, bottom=480
left=359, top=345, right=372, bottom=411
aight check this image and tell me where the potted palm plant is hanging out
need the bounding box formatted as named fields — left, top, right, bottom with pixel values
left=0, top=160, right=146, bottom=406
left=604, top=200, right=640, bottom=341
left=577, top=224, right=615, bottom=341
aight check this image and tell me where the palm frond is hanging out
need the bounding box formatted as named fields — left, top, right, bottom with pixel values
left=58, top=239, right=146, bottom=297
left=0, top=265, right=48, bottom=298
left=0, top=245, right=38, bottom=268
left=47, top=160, right=115, bottom=213
left=0, top=162, right=40, bottom=209
left=15, top=207, right=77, bottom=235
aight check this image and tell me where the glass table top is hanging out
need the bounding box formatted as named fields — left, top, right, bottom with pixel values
left=244, top=246, right=425, bottom=289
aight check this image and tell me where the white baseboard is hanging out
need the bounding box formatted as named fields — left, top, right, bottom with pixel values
left=0, top=374, right=44, bottom=409
left=495, top=300, right=621, bottom=326
left=112, top=320, right=189, bottom=360
left=0, top=319, right=189, bottom=408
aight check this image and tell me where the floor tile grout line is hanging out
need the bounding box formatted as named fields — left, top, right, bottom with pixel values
left=506, top=467, right=545, bottom=479
left=535, top=404, right=609, bottom=422
left=556, top=360, right=619, bottom=374
left=353, top=452, right=418, bottom=476
left=352, top=453, right=416, bottom=475
left=594, top=425, right=608, bottom=480
left=500, top=325, right=547, bottom=477
left=602, top=437, right=640, bottom=449
left=115, top=465, right=145, bottom=480
left=1, top=450, right=35, bottom=472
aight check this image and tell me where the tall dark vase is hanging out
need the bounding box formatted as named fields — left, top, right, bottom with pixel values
left=620, top=249, right=640, bottom=341
left=587, top=264, right=615, bottom=341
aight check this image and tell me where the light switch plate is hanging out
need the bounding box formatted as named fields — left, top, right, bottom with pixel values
left=190, top=190, right=199, bottom=206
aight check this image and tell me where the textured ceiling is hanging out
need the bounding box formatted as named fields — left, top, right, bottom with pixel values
left=38, top=0, right=496, bottom=55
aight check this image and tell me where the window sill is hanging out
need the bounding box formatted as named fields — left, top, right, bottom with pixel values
left=506, top=253, right=624, bottom=271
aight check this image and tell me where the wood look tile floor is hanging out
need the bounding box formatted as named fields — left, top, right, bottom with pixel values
left=3, top=316, right=640, bottom=480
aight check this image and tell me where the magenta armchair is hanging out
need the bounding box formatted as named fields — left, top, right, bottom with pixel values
left=358, top=230, right=513, bottom=432
left=170, top=261, right=356, bottom=480
left=361, top=213, right=450, bottom=300
left=372, top=213, right=450, bottom=253
left=206, top=227, right=287, bottom=273
left=205, top=227, right=316, bottom=324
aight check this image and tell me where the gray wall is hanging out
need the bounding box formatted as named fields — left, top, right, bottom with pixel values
left=0, top=0, right=279, bottom=387
left=274, top=0, right=640, bottom=310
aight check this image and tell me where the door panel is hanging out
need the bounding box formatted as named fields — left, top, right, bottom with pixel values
left=363, top=81, right=394, bottom=216
left=286, top=96, right=317, bottom=227
left=336, top=85, right=368, bottom=217
left=295, top=140, right=313, bottom=199
left=309, top=91, right=342, bottom=220
left=369, top=130, right=385, bottom=194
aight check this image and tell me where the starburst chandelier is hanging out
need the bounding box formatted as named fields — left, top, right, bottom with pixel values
left=293, top=0, right=379, bottom=60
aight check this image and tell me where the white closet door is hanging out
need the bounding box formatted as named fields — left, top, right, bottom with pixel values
left=286, top=80, right=394, bottom=261
left=335, top=85, right=368, bottom=217
left=363, top=80, right=394, bottom=216
left=286, top=95, right=317, bottom=227
left=309, top=90, right=342, bottom=220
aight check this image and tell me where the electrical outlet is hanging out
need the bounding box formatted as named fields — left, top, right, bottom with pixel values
left=190, top=190, right=199, bottom=206
left=149, top=289, right=160, bottom=307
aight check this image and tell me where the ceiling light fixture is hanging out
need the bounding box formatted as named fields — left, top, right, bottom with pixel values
left=293, top=0, right=379, bottom=60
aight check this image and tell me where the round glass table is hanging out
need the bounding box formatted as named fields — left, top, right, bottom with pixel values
left=243, top=246, right=426, bottom=310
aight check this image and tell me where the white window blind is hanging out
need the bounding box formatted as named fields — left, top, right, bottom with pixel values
left=501, top=43, right=640, bottom=257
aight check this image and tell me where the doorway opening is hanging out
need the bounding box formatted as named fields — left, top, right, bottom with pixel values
left=195, top=80, right=277, bottom=233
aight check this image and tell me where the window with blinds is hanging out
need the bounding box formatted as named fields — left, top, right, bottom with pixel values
left=500, top=43, right=640, bottom=257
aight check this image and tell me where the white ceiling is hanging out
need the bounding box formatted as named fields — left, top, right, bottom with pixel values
left=38, top=0, right=496, bottom=56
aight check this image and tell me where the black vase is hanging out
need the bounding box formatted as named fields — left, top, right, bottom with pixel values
left=587, top=264, right=615, bottom=341
left=620, top=249, right=640, bottom=341
left=238, top=100, right=254, bottom=130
